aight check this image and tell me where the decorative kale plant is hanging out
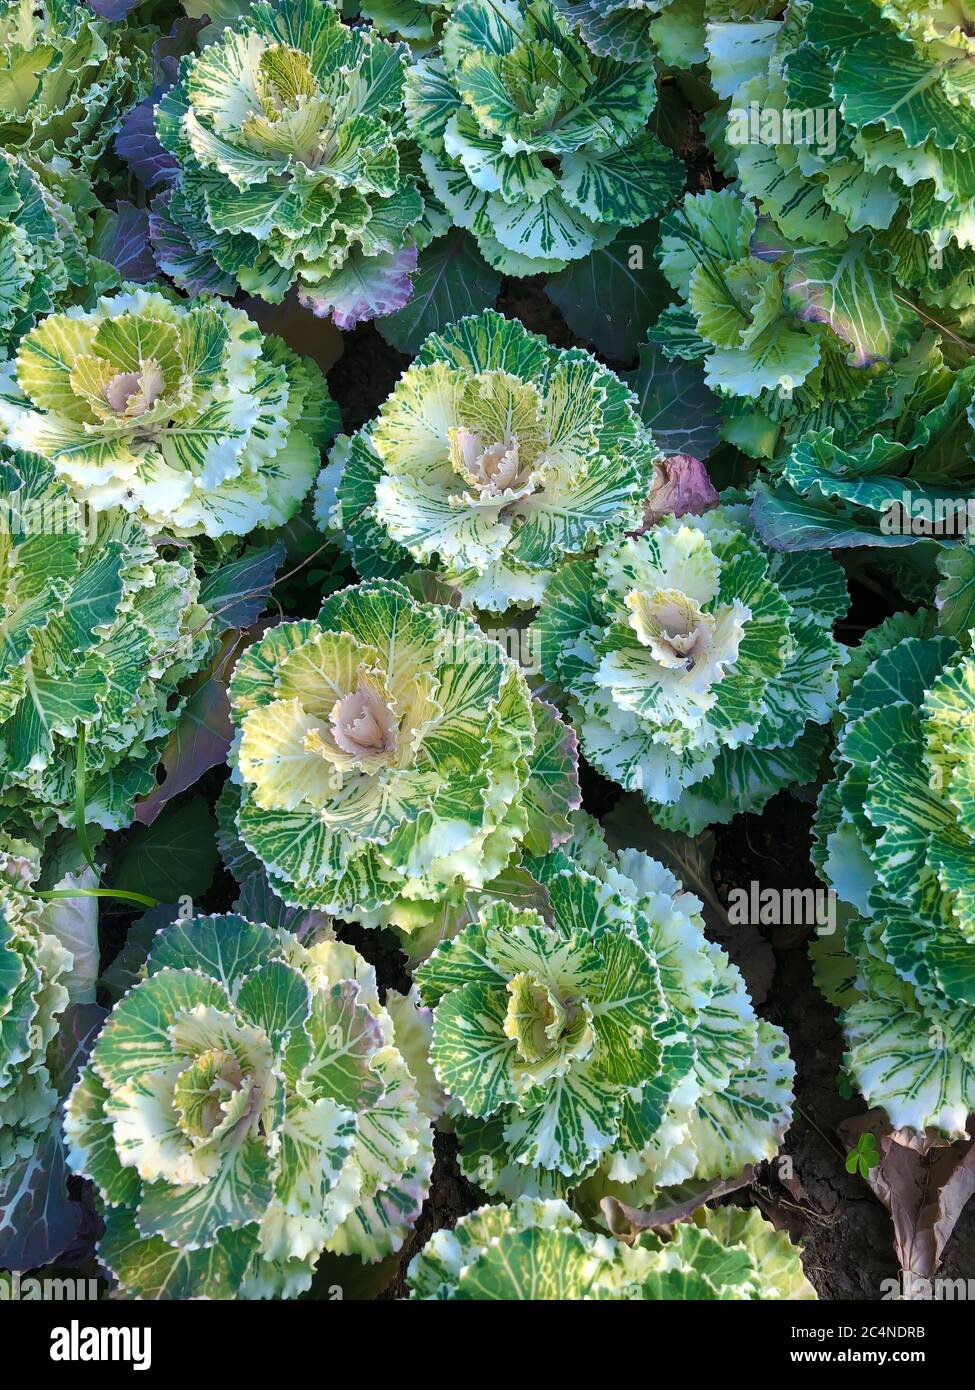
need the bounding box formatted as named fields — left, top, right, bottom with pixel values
left=404, top=0, right=684, bottom=275
left=407, top=1197, right=814, bottom=1298
left=227, top=578, right=580, bottom=931
left=537, top=503, right=849, bottom=831
left=0, top=287, right=338, bottom=538
left=0, top=0, right=155, bottom=174
left=752, top=349, right=975, bottom=552
left=416, top=815, right=793, bottom=1200
left=650, top=186, right=917, bottom=405
left=686, top=7, right=975, bottom=546
left=0, top=839, right=75, bottom=1175
left=316, top=310, right=657, bottom=611
left=64, top=911, right=436, bottom=1298
left=151, top=0, right=425, bottom=327
left=0, top=153, right=121, bottom=356
left=707, top=0, right=975, bottom=315
left=813, top=615, right=975, bottom=1134
left=0, top=453, right=213, bottom=834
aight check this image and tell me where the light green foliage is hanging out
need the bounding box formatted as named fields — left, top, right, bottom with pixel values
left=751, top=345, right=975, bottom=552
left=418, top=815, right=793, bottom=1197
left=316, top=310, right=657, bottom=611
left=406, top=1197, right=814, bottom=1298
left=404, top=0, right=684, bottom=275
left=695, top=0, right=975, bottom=525
left=227, top=578, right=580, bottom=932
left=0, top=0, right=154, bottom=174
left=64, top=912, right=436, bottom=1298
left=0, top=287, right=338, bottom=539
left=555, top=0, right=777, bottom=66
left=813, top=623, right=975, bottom=1135
left=708, top=0, right=975, bottom=302
left=153, top=0, right=425, bottom=326
left=0, top=453, right=214, bottom=833
left=537, top=503, right=848, bottom=830
left=0, top=153, right=119, bottom=357
left=354, top=0, right=455, bottom=45
left=0, top=836, right=95, bottom=1174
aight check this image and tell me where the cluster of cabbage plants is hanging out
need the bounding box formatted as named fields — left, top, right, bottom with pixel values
left=10, top=0, right=975, bottom=1309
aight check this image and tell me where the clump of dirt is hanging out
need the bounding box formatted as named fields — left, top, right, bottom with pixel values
left=325, top=322, right=408, bottom=434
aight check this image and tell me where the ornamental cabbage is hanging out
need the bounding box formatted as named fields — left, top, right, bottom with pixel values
left=151, top=0, right=425, bottom=327
left=0, top=839, right=73, bottom=1175
left=689, top=5, right=975, bottom=473
left=64, top=911, right=436, bottom=1299
left=650, top=186, right=905, bottom=401
left=0, top=287, right=338, bottom=539
left=752, top=344, right=975, bottom=552
left=404, top=0, right=684, bottom=275
left=0, top=0, right=154, bottom=175
left=406, top=1197, right=814, bottom=1298
left=316, top=310, right=657, bottom=611
left=536, top=503, right=849, bottom=832
left=707, top=1, right=975, bottom=319
left=812, top=616, right=975, bottom=1135
left=227, top=577, right=580, bottom=931
left=0, top=453, right=214, bottom=833
left=417, top=815, right=794, bottom=1197
left=0, top=154, right=120, bottom=357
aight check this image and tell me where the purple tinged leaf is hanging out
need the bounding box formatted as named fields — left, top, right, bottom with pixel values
left=116, top=18, right=207, bottom=186
left=0, top=1131, right=85, bottom=1272
left=134, top=640, right=240, bottom=827
left=149, top=189, right=235, bottom=296
left=51, top=1003, right=107, bottom=1095
left=298, top=245, right=419, bottom=329
left=87, top=0, right=142, bottom=16
left=0, top=1001, right=105, bottom=1271
left=234, top=869, right=331, bottom=939
left=635, top=454, right=719, bottom=531
left=92, top=201, right=156, bottom=283
left=198, top=542, right=286, bottom=629
left=116, top=88, right=177, bottom=189
left=625, top=343, right=721, bottom=460
left=152, top=15, right=209, bottom=83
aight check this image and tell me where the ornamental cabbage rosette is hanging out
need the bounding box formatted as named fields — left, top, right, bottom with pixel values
left=812, top=619, right=975, bottom=1135
left=536, top=503, right=849, bottom=832
left=0, top=840, right=73, bottom=1175
left=227, top=578, right=580, bottom=931
left=417, top=815, right=794, bottom=1196
left=0, top=153, right=121, bottom=357
left=0, top=453, right=214, bottom=833
left=650, top=186, right=893, bottom=402
left=64, top=912, right=436, bottom=1299
left=0, top=287, right=338, bottom=539
left=706, top=1, right=975, bottom=330
left=151, top=0, right=425, bottom=327
left=0, top=0, right=154, bottom=175
left=404, top=0, right=684, bottom=275
left=316, top=311, right=657, bottom=611
left=406, top=1197, right=813, bottom=1298
left=751, top=340, right=975, bottom=553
